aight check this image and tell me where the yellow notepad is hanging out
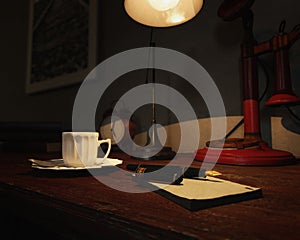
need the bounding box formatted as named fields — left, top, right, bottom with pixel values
left=149, top=177, right=262, bottom=211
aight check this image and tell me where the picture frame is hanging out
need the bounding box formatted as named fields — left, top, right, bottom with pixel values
left=26, top=0, right=98, bottom=94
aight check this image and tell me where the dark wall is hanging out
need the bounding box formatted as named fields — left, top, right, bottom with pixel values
left=0, top=0, right=299, bottom=140
left=0, top=0, right=79, bottom=127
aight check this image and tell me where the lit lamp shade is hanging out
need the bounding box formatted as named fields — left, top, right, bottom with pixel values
left=124, top=0, right=203, bottom=27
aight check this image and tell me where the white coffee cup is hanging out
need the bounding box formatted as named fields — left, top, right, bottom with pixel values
left=62, top=132, right=111, bottom=167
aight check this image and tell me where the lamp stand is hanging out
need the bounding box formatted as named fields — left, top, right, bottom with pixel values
left=132, top=36, right=176, bottom=160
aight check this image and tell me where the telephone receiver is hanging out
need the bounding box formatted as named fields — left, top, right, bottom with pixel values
left=218, top=0, right=300, bottom=106
left=265, top=21, right=300, bottom=106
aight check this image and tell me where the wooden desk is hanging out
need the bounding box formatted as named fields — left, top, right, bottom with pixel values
left=0, top=152, right=299, bottom=240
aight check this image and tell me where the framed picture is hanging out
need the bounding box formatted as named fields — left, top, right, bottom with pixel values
left=26, top=0, right=98, bottom=94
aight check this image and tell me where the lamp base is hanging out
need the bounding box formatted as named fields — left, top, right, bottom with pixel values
left=195, top=139, right=296, bottom=166
left=131, top=146, right=176, bottom=160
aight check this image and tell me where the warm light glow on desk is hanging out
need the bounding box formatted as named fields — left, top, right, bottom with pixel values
left=124, top=0, right=203, bottom=27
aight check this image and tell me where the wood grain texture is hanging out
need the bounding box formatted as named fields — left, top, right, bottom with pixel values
left=0, top=152, right=299, bottom=240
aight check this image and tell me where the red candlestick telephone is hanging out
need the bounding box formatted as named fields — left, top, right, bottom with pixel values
left=195, top=0, right=300, bottom=165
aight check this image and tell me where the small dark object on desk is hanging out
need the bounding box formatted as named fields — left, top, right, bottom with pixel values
left=133, top=166, right=183, bottom=185
left=130, top=164, right=208, bottom=185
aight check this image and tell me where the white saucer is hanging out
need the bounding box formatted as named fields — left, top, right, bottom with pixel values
left=29, top=158, right=123, bottom=171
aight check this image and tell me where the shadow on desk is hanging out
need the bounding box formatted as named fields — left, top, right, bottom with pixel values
left=25, top=167, right=119, bottom=178
left=1, top=210, right=69, bottom=240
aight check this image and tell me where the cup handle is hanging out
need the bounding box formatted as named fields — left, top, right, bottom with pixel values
left=98, top=138, right=111, bottom=159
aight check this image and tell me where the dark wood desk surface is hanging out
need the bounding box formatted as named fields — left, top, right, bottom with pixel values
left=0, top=151, right=300, bottom=240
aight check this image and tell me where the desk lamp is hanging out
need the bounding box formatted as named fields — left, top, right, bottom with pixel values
left=124, top=0, right=299, bottom=165
left=124, top=0, right=203, bottom=27
left=124, top=0, right=203, bottom=160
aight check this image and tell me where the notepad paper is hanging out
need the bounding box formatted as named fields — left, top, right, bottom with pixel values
left=149, top=177, right=262, bottom=211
